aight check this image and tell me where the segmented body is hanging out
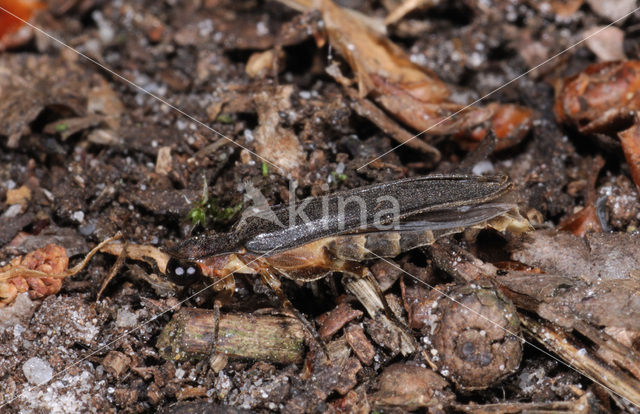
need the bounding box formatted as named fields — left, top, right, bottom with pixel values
left=167, top=175, right=529, bottom=286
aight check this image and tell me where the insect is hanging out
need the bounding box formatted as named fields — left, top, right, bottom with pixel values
left=166, top=174, right=529, bottom=348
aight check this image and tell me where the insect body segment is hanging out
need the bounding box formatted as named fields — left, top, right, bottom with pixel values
left=168, top=175, right=529, bottom=281
left=165, top=174, right=530, bottom=351
left=168, top=175, right=515, bottom=261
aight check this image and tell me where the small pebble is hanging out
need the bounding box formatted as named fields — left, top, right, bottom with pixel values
left=23, top=357, right=53, bottom=385
left=71, top=211, right=85, bottom=223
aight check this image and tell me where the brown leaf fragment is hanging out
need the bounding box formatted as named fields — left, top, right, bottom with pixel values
left=557, top=205, right=602, bottom=236
left=333, top=70, right=441, bottom=159
left=322, top=0, right=448, bottom=101
left=155, top=146, right=173, bottom=176
left=584, top=26, right=627, bottom=62
left=385, top=0, right=438, bottom=26
left=319, top=0, right=532, bottom=150
left=343, top=274, right=417, bottom=355
left=498, top=271, right=640, bottom=332
left=87, top=80, right=123, bottom=130
left=586, top=0, right=637, bottom=22
left=253, top=85, right=305, bottom=177
left=0, top=55, right=94, bottom=147
left=316, top=302, right=363, bottom=339
left=558, top=156, right=605, bottom=236
left=175, top=387, right=207, bottom=401
left=527, top=0, right=584, bottom=18
left=618, top=118, right=640, bottom=193
left=286, top=344, right=362, bottom=412
left=245, top=49, right=283, bottom=79
left=5, top=185, right=31, bottom=205
left=330, top=386, right=370, bottom=414
left=371, top=259, right=403, bottom=292
left=511, top=230, right=640, bottom=282
left=370, top=363, right=452, bottom=410
left=554, top=61, right=640, bottom=135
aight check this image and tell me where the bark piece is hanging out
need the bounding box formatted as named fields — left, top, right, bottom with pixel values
left=344, top=324, right=375, bottom=365
left=156, top=308, right=305, bottom=364
left=521, top=314, right=640, bottom=407
left=102, top=351, right=132, bottom=378
left=316, top=302, right=363, bottom=339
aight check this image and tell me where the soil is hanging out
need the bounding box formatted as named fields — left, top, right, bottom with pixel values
left=1, top=0, right=640, bottom=413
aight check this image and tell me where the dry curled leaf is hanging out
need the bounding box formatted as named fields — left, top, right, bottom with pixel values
left=554, top=61, right=640, bottom=135
left=320, top=0, right=533, bottom=151
left=0, top=55, right=90, bottom=147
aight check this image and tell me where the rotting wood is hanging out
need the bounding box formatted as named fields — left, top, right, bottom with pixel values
left=157, top=308, right=306, bottom=364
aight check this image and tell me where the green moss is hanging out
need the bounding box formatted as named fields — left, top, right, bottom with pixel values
left=55, top=123, right=68, bottom=132
left=187, top=182, right=242, bottom=227
left=216, top=113, right=233, bottom=124
left=331, top=171, right=347, bottom=182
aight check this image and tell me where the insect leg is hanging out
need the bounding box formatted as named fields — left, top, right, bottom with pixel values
left=259, top=268, right=327, bottom=355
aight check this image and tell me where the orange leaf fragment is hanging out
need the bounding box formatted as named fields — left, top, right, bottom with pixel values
left=554, top=61, right=640, bottom=134
left=0, top=244, right=68, bottom=306
left=0, top=0, right=44, bottom=38
left=619, top=119, right=640, bottom=194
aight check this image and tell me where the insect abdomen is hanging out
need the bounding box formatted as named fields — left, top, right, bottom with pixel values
left=328, top=230, right=441, bottom=260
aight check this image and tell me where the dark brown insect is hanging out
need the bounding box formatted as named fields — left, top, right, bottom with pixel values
left=166, top=174, right=529, bottom=346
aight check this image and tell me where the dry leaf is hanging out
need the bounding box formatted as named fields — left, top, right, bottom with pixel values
left=320, top=0, right=532, bottom=150
left=584, top=26, right=626, bottom=62
left=555, top=61, right=640, bottom=134
left=586, top=0, right=637, bottom=22
left=253, top=85, right=305, bottom=177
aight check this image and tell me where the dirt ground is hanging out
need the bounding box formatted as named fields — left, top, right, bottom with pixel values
left=1, top=0, right=640, bottom=413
